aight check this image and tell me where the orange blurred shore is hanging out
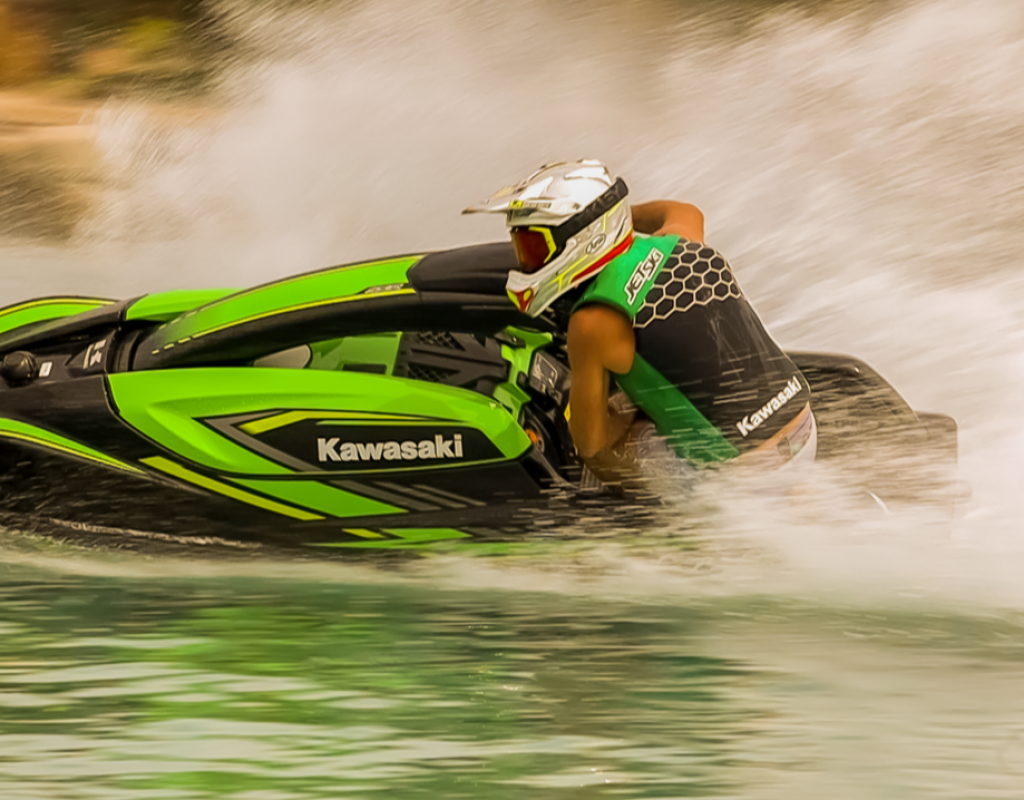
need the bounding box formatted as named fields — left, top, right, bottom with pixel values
left=1, top=0, right=216, bottom=241
left=0, top=86, right=219, bottom=238
left=0, top=88, right=98, bottom=164
left=1, top=0, right=210, bottom=188
left=0, top=87, right=101, bottom=238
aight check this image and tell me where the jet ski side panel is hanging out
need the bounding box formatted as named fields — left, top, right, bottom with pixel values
left=100, top=366, right=542, bottom=532
left=0, top=370, right=547, bottom=547
left=108, top=368, right=531, bottom=475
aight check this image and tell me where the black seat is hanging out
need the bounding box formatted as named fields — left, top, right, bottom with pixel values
left=408, top=243, right=517, bottom=296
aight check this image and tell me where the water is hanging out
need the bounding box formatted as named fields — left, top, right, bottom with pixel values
left=2, top=562, right=1024, bottom=798
left=3, top=0, right=1024, bottom=796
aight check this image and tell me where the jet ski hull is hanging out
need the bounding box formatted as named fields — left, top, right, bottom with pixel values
left=0, top=245, right=965, bottom=550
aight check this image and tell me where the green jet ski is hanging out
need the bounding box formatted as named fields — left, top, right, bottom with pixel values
left=0, top=243, right=963, bottom=551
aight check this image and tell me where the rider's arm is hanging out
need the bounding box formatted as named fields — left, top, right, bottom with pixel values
left=632, top=201, right=705, bottom=242
left=567, top=304, right=639, bottom=483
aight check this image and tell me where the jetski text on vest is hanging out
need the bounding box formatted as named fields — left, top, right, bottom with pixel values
left=735, top=376, right=803, bottom=437
left=317, top=434, right=464, bottom=462
left=625, top=249, right=665, bottom=303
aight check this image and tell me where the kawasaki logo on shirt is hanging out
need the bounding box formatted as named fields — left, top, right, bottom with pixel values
left=318, top=434, right=464, bottom=463
left=735, top=376, right=804, bottom=437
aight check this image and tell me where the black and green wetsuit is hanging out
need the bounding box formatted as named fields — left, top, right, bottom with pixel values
left=575, top=235, right=811, bottom=465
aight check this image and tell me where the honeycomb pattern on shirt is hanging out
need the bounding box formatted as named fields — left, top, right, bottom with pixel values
left=634, top=241, right=742, bottom=329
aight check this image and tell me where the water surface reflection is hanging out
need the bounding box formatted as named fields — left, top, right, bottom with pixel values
left=1, top=572, right=1022, bottom=798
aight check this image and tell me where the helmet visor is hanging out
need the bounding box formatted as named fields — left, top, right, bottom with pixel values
left=510, top=226, right=557, bottom=274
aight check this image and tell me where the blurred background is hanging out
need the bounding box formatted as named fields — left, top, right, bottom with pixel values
left=0, top=0, right=213, bottom=239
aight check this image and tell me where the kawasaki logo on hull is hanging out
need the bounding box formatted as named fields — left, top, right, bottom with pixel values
left=735, top=376, right=804, bottom=438
left=318, top=434, right=464, bottom=463
left=214, top=413, right=508, bottom=473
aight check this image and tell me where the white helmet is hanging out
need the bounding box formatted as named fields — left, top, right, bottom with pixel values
left=463, top=160, right=633, bottom=316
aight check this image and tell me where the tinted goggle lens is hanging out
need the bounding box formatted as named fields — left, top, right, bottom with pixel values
left=510, top=227, right=556, bottom=273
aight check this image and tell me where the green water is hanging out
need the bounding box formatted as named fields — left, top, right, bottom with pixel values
left=0, top=565, right=745, bottom=799
left=2, top=555, right=1023, bottom=799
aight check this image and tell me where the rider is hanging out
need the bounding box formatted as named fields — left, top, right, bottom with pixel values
left=463, top=160, right=816, bottom=484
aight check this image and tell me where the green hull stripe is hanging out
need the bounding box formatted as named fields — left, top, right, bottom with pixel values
left=200, top=257, right=419, bottom=302
left=125, top=290, right=237, bottom=323
left=0, top=297, right=113, bottom=337
left=241, top=410, right=431, bottom=436
left=0, top=418, right=144, bottom=474
left=314, top=527, right=472, bottom=548
left=617, top=354, right=739, bottom=463
left=344, top=528, right=386, bottom=539
left=232, top=478, right=402, bottom=517
left=153, top=287, right=417, bottom=354
left=141, top=456, right=323, bottom=521
left=388, top=527, right=472, bottom=542
left=148, top=255, right=422, bottom=355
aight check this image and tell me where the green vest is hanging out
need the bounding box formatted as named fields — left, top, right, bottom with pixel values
left=575, top=235, right=740, bottom=464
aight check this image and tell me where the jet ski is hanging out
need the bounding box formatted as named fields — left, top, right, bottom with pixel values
left=0, top=243, right=962, bottom=551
